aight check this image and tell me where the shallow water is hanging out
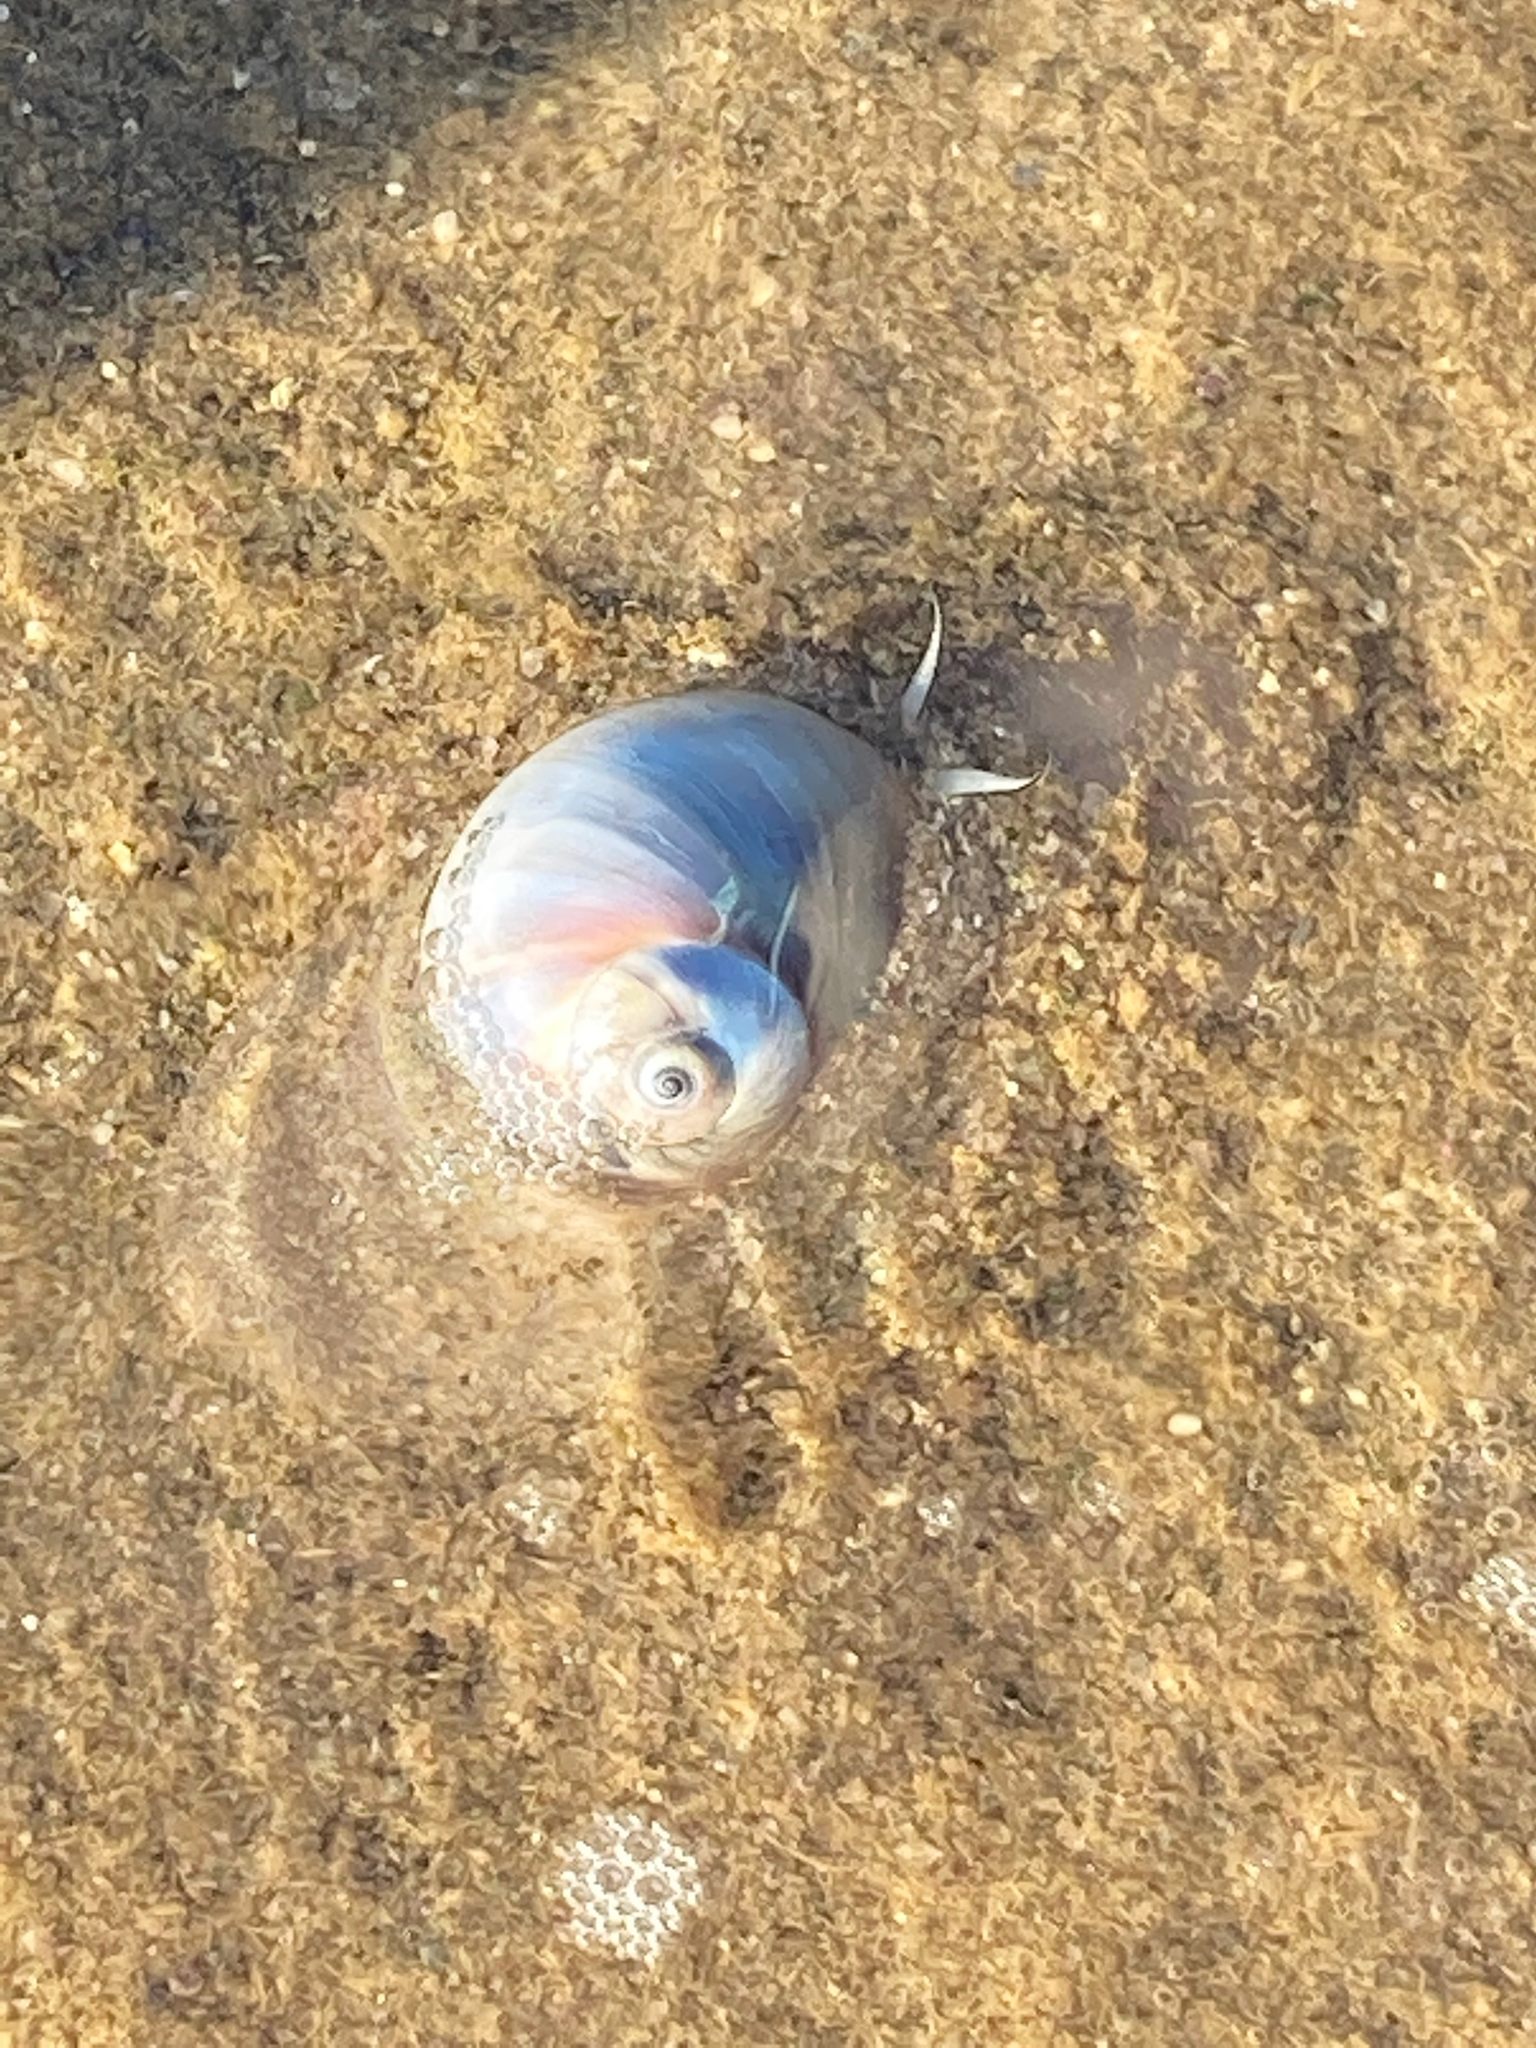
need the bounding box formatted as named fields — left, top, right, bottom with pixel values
left=6, top=0, right=1536, bottom=2041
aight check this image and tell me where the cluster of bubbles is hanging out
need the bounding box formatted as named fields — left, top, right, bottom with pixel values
left=554, top=1809, right=704, bottom=1967
left=1463, top=1550, right=1536, bottom=1645
left=414, top=815, right=638, bottom=1193
left=1403, top=1399, right=1536, bottom=1642
left=421, top=965, right=621, bottom=1190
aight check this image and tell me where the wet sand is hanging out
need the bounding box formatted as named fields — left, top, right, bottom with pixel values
left=5, top=0, right=1536, bottom=2040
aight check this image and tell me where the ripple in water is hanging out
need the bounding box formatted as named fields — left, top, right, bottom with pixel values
left=157, top=891, right=644, bottom=1441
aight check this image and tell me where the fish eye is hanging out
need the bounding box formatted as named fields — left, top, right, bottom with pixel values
left=633, top=1039, right=730, bottom=1116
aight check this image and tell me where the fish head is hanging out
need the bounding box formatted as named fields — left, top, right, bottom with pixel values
left=568, top=941, right=812, bottom=1189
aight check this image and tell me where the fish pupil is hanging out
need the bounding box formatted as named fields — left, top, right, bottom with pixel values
left=631, top=1035, right=734, bottom=1120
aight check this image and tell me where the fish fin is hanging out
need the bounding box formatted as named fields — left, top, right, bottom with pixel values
left=709, top=873, right=741, bottom=940
left=898, top=592, right=945, bottom=735
left=768, top=881, right=800, bottom=981
left=924, top=764, right=1046, bottom=801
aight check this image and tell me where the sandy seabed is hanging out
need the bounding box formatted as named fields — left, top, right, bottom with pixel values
left=4, top=0, right=1536, bottom=2042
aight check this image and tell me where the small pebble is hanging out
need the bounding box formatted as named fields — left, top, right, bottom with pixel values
left=384, top=180, right=406, bottom=199
left=709, top=408, right=746, bottom=443
left=1166, top=1410, right=1205, bottom=1439
left=22, top=619, right=51, bottom=650
left=745, top=437, right=777, bottom=464
left=1115, top=977, right=1149, bottom=1032
left=1078, top=781, right=1113, bottom=823
left=297, top=138, right=318, bottom=159
left=430, top=208, right=461, bottom=248
left=20, top=1613, right=39, bottom=1633
left=519, top=646, right=547, bottom=681
left=1194, top=364, right=1230, bottom=405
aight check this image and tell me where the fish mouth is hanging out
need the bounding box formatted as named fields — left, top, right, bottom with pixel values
left=598, top=1112, right=800, bottom=1198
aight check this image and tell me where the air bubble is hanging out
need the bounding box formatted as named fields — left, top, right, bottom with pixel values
left=421, top=924, right=459, bottom=965
left=419, top=961, right=465, bottom=1004
left=1441, top=1842, right=1473, bottom=1884
left=463, top=1011, right=504, bottom=1057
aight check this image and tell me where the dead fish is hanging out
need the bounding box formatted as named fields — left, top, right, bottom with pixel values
left=415, top=600, right=1034, bottom=1197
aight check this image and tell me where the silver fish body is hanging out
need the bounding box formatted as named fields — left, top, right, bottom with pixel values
left=418, top=689, right=909, bottom=1193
